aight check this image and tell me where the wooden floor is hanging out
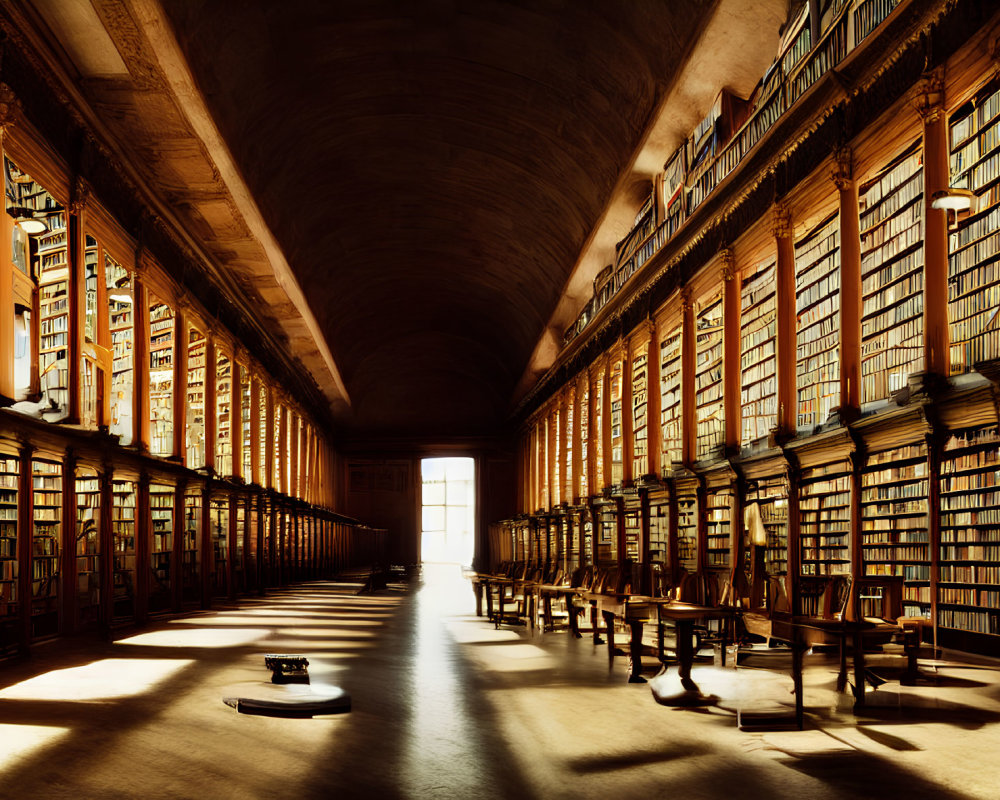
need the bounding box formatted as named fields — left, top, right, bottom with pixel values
left=0, top=565, right=998, bottom=799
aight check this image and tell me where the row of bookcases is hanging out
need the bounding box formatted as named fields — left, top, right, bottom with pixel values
left=5, top=160, right=326, bottom=501
left=509, top=419, right=1000, bottom=652
left=0, top=450, right=370, bottom=651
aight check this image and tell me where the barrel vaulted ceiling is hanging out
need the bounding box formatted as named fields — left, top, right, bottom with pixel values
left=11, top=0, right=787, bottom=443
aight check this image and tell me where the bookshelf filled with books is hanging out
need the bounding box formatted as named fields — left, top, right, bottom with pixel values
left=149, top=483, right=173, bottom=613
left=258, top=382, right=268, bottom=486
left=112, top=479, right=136, bottom=620
left=149, top=296, right=175, bottom=458
left=31, top=460, right=61, bottom=638
left=106, top=254, right=135, bottom=445
left=186, top=327, right=207, bottom=469
left=623, top=494, right=641, bottom=563
left=858, top=142, right=925, bottom=404
left=795, top=212, right=840, bottom=434
left=609, top=357, right=624, bottom=487
left=694, top=290, right=724, bottom=461
left=210, top=495, right=228, bottom=597
left=659, top=321, right=683, bottom=476
left=75, top=470, right=101, bottom=627
left=183, top=487, right=201, bottom=603
left=596, top=502, right=618, bottom=566
left=0, top=456, right=17, bottom=653
left=938, top=426, right=1000, bottom=640
left=578, top=379, right=589, bottom=500
left=216, top=351, right=232, bottom=477
left=740, top=257, right=778, bottom=448
left=947, top=79, right=1000, bottom=373
left=631, top=348, right=648, bottom=480
left=648, top=489, right=670, bottom=568
left=564, top=387, right=574, bottom=503
left=676, top=487, right=698, bottom=574
left=705, top=486, right=733, bottom=569
left=240, top=365, right=252, bottom=481
left=234, top=497, right=247, bottom=594
left=592, top=367, right=605, bottom=491
left=746, top=476, right=789, bottom=576
left=799, top=460, right=852, bottom=576
left=861, top=444, right=931, bottom=618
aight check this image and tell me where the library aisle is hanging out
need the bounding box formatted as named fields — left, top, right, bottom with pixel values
left=0, top=568, right=999, bottom=799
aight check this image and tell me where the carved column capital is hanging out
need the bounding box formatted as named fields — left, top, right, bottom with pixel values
left=719, top=248, right=735, bottom=282
left=0, top=83, right=22, bottom=134
left=914, top=69, right=945, bottom=123
left=70, top=176, right=91, bottom=215
left=680, top=286, right=693, bottom=314
left=831, top=146, right=853, bottom=190
left=771, top=203, right=792, bottom=240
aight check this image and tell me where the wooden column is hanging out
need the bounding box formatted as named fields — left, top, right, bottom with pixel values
left=774, top=204, right=797, bottom=437
left=60, top=452, right=77, bottom=635
left=135, top=473, right=150, bottom=624
left=722, top=252, right=741, bottom=451
left=785, top=460, right=801, bottom=615
left=645, top=322, right=662, bottom=480
left=918, top=71, right=951, bottom=378
left=17, top=444, right=32, bottom=650
left=0, top=118, right=14, bottom=398
left=66, top=181, right=87, bottom=425
left=926, top=433, right=941, bottom=649
left=277, top=401, right=287, bottom=495
left=256, top=492, right=266, bottom=593
left=834, top=147, right=862, bottom=413
left=681, top=290, right=696, bottom=467
left=639, top=489, right=651, bottom=593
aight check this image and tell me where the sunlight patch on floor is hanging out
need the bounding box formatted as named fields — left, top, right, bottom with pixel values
left=0, top=658, right=194, bottom=701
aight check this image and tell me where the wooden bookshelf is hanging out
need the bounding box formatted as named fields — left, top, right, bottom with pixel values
left=676, top=487, right=698, bottom=574
left=186, top=327, right=207, bottom=469
left=799, top=460, right=852, bottom=576
left=740, top=257, right=778, bottom=447
left=592, top=367, right=606, bottom=491
left=182, top=488, right=201, bottom=603
left=694, top=290, right=724, bottom=461
left=747, top=476, right=789, bottom=576
left=631, top=348, right=648, bottom=480
left=31, top=460, right=60, bottom=638
left=795, top=212, right=841, bottom=434
left=149, top=296, right=175, bottom=458
left=659, top=321, right=683, bottom=475
left=861, top=444, right=931, bottom=619
left=947, top=80, right=1000, bottom=373
left=240, top=364, right=252, bottom=480
left=106, top=254, right=135, bottom=445
left=564, top=386, right=574, bottom=503
left=75, top=471, right=101, bottom=627
left=578, top=379, right=590, bottom=500
left=648, top=489, right=670, bottom=567
left=216, top=351, right=232, bottom=477
left=596, top=502, right=618, bottom=566
left=705, top=486, right=733, bottom=569
left=623, top=495, right=641, bottom=563
left=111, top=478, right=136, bottom=621
left=609, top=357, right=624, bottom=487
left=938, top=426, right=1000, bottom=642
left=210, top=495, right=228, bottom=597
left=149, top=483, right=173, bottom=613
left=0, top=456, right=18, bottom=654
left=859, top=142, right=925, bottom=404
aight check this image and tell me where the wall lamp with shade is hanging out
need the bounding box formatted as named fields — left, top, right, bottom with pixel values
left=931, top=188, right=974, bottom=228
left=7, top=205, right=48, bottom=235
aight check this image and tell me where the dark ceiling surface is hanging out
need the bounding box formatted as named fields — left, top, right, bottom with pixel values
left=160, top=0, right=713, bottom=442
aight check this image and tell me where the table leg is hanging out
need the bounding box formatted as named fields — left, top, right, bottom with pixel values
left=627, top=619, right=646, bottom=683
left=676, top=619, right=698, bottom=693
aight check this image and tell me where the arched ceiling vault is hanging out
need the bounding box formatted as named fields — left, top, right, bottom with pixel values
left=17, top=0, right=787, bottom=443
